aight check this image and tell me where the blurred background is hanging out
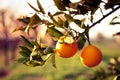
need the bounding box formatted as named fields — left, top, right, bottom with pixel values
left=0, top=0, right=120, bottom=80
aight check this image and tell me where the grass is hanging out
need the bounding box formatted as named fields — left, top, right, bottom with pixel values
left=0, top=39, right=120, bottom=80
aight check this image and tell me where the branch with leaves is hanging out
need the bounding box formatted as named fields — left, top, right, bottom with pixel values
left=16, top=0, right=120, bottom=68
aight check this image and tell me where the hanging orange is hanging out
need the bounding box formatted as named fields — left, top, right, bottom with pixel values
left=55, top=36, right=78, bottom=58
left=80, top=45, right=102, bottom=67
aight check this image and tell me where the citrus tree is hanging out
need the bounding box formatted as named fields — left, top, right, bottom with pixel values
left=16, top=0, right=120, bottom=69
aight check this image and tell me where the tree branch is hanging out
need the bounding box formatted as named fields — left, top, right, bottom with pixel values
left=90, top=5, right=120, bottom=28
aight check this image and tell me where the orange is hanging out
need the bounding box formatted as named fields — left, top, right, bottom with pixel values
left=55, top=36, right=78, bottom=58
left=80, top=45, right=102, bottom=67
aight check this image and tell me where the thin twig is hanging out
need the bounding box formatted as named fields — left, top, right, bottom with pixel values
left=89, top=5, right=120, bottom=28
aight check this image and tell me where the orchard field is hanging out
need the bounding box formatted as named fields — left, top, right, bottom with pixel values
left=0, top=38, right=120, bottom=80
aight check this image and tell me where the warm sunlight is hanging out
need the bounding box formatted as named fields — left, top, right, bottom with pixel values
left=0, top=0, right=120, bottom=39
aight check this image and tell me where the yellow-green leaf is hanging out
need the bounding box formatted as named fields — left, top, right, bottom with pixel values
left=29, top=14, right=41, bottom=27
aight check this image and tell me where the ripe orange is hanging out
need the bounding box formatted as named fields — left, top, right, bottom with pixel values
left=55, top=36, right=78, bottom=58
left=80, top=45, right=102, bottom=67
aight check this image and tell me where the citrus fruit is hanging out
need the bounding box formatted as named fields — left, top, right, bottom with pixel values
left=55, top=36, right=78, bottom=58
left=80, top=45, right=102, bottom=67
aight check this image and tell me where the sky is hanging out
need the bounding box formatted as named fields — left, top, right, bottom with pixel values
left=0, top=0, right=120, bottom=39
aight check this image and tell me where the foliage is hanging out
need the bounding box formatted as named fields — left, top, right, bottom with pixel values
left=16, top=0, right=120, bottom=69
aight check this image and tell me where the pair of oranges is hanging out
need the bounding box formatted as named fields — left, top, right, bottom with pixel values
left=55, top=36, right=102, bottom=67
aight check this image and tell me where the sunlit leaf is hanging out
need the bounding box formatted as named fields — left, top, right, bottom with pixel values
left=23, top=60, right=45, bottom=67
left=21, top=35, right=34, bottom=48
left=27, top=3, right=39, bottom=12
left=25, top=14, right=41, bottom=34
left=47, top=27, right=63, bottom=38
left=48, top=12, right=61, bottom=27
left=53, top=0, right=66, bottom=11
left=13, top=26, right=26, bottom=32
left=37, top=0, right=45, bottom=14
left=29, top=14, right=41, bottom=27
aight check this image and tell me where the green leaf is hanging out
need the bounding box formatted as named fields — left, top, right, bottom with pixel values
left=37, top=0, right=45, bottom=14
left=48, top=12, right=61, bottom=27
left=113, top=32, right=120, bottom=36
left=110, top=16, right=120, bottom=25
left=53, top=12, right=65, bottom=16
left=32, top=40, right=41, bottom=48
left=77, top=35, right=86, bottom=50
left=47, top=27, right=63, bottom=39
left=27, top=3, right=39, bottom=12
left=19, top=46, right=31, bottom=57
left=73, top=19, right=86, bottom=28
left=21, top=35, right=34, bottom=48
left=53, top=0, right=66, bottom=11
left=64, top=14, right=73, bottom=21
left=29, top=14, right=41, bottom=27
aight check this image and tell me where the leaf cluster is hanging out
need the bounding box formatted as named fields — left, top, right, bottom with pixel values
left=17, top=35, right=55, bottom=67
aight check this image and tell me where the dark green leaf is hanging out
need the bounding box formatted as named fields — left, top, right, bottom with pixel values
left=53, top=0, right=66, bottom=11
left=63, top=20, right=69, bottom=28
left=53, top=12, right=65, bottom=16
left=37, top=0, right=45, bottom=14
left=19, top=51, right=30, bottom=57
left=21, top=35, right=34, bottom=48
left=17, top=16, right=30, bottom=24
left=113, top=32, right=120, bottom=36
left=77, top=35, right=86, bottom=50
left=27, top=3, right=40, bottom=12
left=44, top=46, right=54, bottom=55
left=47, top=27, right=63, bottom=38
left=19, top=46, right=31, bottom=57
left=31, top=55, right=43, bottom=61
left=110, top=16, right=120, bottom=25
